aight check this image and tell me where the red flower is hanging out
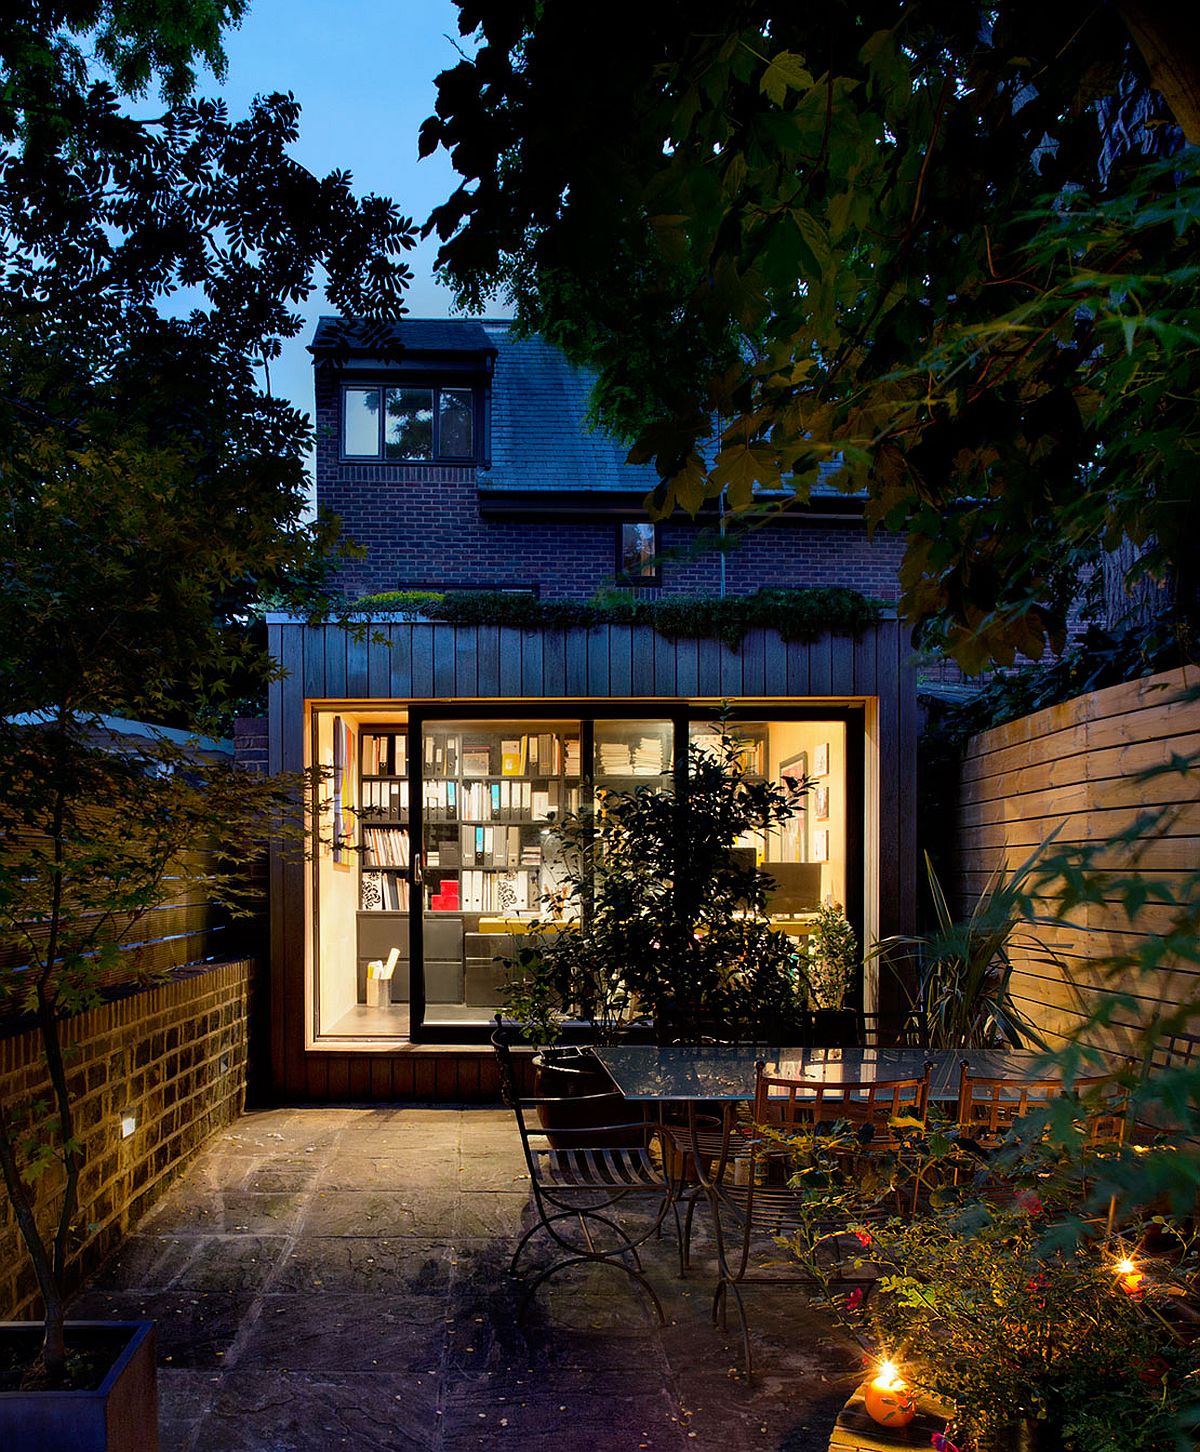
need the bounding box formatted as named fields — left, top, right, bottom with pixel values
left=931, top=1434, right=961, bottom=1452
left=1136, top=1355, right=1170, bottom=1386
left=844, top=1286, right=864, bottom=1312
left=1013, top=1189, right=1043, bottom=1216
left=853, top=1229, right=874, bottom=1247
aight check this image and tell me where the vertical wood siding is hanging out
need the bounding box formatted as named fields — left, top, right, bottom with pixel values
left=269, top=618, right=917, bottom=1101
left=956, top=667, right=1198, bottom=1053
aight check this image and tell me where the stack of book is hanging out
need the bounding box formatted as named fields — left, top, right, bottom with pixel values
left=598, top=741, right=632, bottom=775
left=633, top=736, right=664, bottom=774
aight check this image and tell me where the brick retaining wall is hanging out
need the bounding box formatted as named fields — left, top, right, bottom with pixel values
left=0, top=958, right=253, bottom=1320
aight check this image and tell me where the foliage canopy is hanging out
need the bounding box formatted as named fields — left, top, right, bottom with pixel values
left=423, top=1, right=1200, bottom=671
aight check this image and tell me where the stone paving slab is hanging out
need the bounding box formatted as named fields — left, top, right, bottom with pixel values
left=71, top=1106, right=859, bottom=1451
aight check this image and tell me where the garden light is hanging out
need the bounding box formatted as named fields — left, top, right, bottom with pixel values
left=1113, top=1256, right=1147, bottom=1298
left=864, top=1358, right=916, bottom=1428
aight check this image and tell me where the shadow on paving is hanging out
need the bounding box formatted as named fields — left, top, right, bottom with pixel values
left=69, top=1107, right=858, bottom=1452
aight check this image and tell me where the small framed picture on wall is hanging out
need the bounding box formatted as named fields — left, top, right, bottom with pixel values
left=813, top=785, right=830, bottom=820
left=811, top=828, right=829, bottom=863
left=813, top=742, right=829, bottom=776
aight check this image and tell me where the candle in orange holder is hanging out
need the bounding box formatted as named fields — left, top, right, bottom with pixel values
left=864, top=1358, right=917, bottom=1428
left=1113, top=1256, right=1147, bottom=1299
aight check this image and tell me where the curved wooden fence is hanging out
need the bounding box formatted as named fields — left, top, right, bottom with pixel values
left=957, top=667, right=1198, bottom=1052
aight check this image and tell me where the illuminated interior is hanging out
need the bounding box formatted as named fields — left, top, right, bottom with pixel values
left=309, top=706, right=856, bottom=1042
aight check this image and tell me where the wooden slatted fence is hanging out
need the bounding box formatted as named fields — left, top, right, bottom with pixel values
left=957, top=667, right=1199, bottom=1052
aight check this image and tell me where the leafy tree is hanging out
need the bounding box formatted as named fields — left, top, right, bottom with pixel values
left=422, top=1, right=1200, bottom=670
left=0, top=2, right=411, bottom=1379
left=506, top=730, right=808, bottom=1042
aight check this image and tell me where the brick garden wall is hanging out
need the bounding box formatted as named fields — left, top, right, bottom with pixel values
left=0, top=958, right=252, bottom=1321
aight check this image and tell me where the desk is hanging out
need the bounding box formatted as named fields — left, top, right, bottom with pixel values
left=594, top=1044, right=1052, bottom=1104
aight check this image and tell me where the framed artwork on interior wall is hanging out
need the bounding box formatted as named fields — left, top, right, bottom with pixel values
left=813, top=784, right=830, bottom=821
left=811, top=827, right=829, bottom=863
left=332, top=715, right=355, bottom=866
left=777, top=751, right=808, bottom=862
left=812, top=742, right=829, bottom=776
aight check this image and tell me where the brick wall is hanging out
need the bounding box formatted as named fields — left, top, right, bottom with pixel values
left=0, top=959, right=252, bottom=1320
left=314, top=373, right=907, bottom=601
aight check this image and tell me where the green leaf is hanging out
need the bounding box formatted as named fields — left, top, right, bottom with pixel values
left=760, top=51, right=813, bottom=107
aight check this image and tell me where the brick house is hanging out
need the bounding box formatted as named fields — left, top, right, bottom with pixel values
left=310, top=317, right=907, bottom=602
left=263, top=318, right=917, bottom=1100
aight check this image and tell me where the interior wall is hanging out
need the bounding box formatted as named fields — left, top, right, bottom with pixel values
left=315, top=709, right=359, bottom=1030
left=767, top=719, right=848, bottom=908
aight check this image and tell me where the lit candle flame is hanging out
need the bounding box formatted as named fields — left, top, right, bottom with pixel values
left=874, top=1359, right=904, bottom=1391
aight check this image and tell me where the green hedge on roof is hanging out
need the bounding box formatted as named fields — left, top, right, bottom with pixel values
left=349, top=587, right=885, bottom=651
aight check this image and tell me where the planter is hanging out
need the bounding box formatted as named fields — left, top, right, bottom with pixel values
left=533, top=1048, right=643, bottom=1147
left=0, top=1321, right=158, bottom=1452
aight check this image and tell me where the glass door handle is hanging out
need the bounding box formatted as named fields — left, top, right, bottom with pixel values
left=411, top=851, right=424, bottom=886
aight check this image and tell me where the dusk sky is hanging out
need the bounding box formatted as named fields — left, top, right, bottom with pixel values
left=206, top=0, right=485, bottom=435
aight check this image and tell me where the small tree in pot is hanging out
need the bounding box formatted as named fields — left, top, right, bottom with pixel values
left=505, top=729, right=809, bottom=1044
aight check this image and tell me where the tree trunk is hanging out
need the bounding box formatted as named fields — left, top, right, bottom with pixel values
left=1119, top=3, right=1200, bottom=143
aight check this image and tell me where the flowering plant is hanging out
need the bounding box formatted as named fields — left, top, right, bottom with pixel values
left=779, top=1126, right=1200, bottom=1452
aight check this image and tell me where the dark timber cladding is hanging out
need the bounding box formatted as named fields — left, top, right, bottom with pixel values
left=266, top=617, right=918, bottom=1103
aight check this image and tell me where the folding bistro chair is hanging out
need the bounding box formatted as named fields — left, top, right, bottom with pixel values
left=491, top=1027, right=672, bottom=1321
left=956, top=1063, right=1125, bottom=1148
left=699, top=1059, right=932, bottom=1378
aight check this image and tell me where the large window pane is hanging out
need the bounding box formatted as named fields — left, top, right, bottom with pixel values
left=313, top=712, right=411, bottom=1041
left=438, top=389, right=474, bottom=458
left=384, top=387, right=434, bottom=459
left=343, top=387, right=380, bottom=456
left=421, top=720, right=584, bottom=1027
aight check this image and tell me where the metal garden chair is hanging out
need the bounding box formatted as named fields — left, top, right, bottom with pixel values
left=491, top=1027, right=672, bottom=1322
left=698, top=1059, right=932, bottom=1377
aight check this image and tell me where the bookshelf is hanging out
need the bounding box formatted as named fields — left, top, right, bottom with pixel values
left=421, top=724, right=583, bottom=918
left=359, top=730, right=411, bottom=914
left=355, top=722, right=586, bottom=1012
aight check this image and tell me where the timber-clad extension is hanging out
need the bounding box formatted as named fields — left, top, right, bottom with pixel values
left=266, top=615, right=918, bottom=1102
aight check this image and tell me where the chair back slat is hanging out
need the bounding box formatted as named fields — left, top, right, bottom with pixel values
left=753, top=1060, right=931, bottom=1134
left=956, top=1063, right=1125, bottom=1144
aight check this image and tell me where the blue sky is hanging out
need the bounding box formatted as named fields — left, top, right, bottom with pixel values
left=206, top=0, right=484, bottom=428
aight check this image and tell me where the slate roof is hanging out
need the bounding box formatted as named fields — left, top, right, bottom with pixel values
left=482, top=324, right=659, bottom=494
left=310, top=316, right=496, bottom=357
left=311, top=317, right=854, bottom=499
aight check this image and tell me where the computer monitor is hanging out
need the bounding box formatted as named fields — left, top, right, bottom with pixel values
left=763, top=862, right=823, bottom=913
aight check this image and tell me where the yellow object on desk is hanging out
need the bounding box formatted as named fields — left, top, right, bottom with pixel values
left=476, top=916, right=574, bottom=935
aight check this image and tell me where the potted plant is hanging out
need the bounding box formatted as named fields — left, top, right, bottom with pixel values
left=504, top=728, right=809, bottom=1047
left=874, top=849, right=1052, bottom=1049
left=0, top=718, right=302, bottom=1448
left=804, top=902, right=860, bottom=1045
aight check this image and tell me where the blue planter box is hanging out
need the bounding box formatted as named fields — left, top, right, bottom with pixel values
left=0, top=1321, right=158, bottom=1452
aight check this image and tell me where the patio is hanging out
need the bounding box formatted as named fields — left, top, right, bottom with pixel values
left=70, top=1105, right=858, bottom=1452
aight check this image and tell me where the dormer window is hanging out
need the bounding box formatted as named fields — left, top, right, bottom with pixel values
left=343, top=385, right=476, bottom=462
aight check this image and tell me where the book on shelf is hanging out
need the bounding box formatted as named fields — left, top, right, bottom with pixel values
left=361, top=871, right=410, bottom=911
left=362, top=732, right=407, bottom=778
left=461, top=868, right=533, bottom=914
left=423, top=734, right=459, bottom=777
left=361, top=779, right=409, bottom=817
left=362, top=825, right=409, bottom=868
left=500, top=737, right=524, bottom=775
